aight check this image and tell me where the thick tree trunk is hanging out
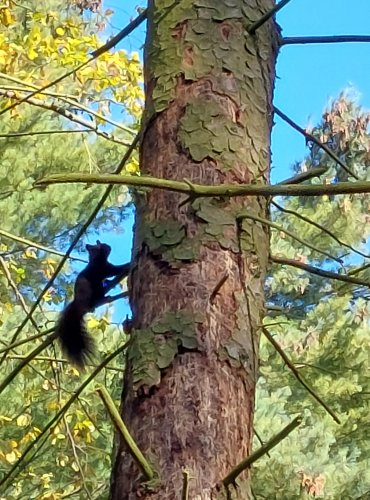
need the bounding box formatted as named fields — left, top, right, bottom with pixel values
left=110, top=1, right=279, bottom=498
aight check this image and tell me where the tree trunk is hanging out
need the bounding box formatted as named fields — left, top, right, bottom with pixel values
left=110, top=1, right=279, bottom=498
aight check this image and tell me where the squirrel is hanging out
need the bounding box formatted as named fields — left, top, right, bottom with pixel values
left=56, top=240, right=130, bottom=367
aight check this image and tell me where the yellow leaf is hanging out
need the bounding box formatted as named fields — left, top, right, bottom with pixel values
left=24, top=248, right=37, bottom=259
left=5, top=451, right=17, bottom=463
left=27, top=47, right=38, bottom=60
left=55, top=26, right=64, bottom=36
left=17, top=414, right=31, bottom=427
left=0, top=8, right=14, bottom=27
left=71, top=461, right=79, bottom=472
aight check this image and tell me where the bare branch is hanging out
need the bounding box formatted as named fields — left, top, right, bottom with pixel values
left=282, top=35, right=370, bottom=46
left=0, top=129, right=90, bottom=138
left=278, top=166, right=328, bottom=185
left=238, top=212, right=342, bottom=264
left=91, top=9, right=147, bottom=57
left=222, top=415, right=302, bottom=487
left=0, top=229, right=86, bottom=262
left=0, top=329, right=54, bottom=355
left=274, top=107, right=358, bottom=179
left=96, top=385, right=155, bottom=481
left=0, top=90, right=131, bottom=147
left=271, top=255, right=370, bottom=288
left=248, top=0, right=293, bottom=34
left=262, top=327, right=340, bottom=423
left=0, top=332, right=58, bottom=396
left=0, top=256, right=40, bottom=331
left=0, top=74, right=136, bottom=136
left=34, top=173, right=370, bottom=197
left=272, top=201, right=370, bottom=260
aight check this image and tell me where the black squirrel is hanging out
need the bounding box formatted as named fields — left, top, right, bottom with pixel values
left=56, top=240, right=130, bottom=367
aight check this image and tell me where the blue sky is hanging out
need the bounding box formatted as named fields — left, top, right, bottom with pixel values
left=99, top=0, right=370, bottom=318
left=105, top=0, right=370, bottom=182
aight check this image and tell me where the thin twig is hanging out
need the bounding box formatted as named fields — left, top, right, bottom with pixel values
left=262, top=327, right=340, bottom=423
left=0, top=130, right=91, bottom=138
left=272, top=201, right=370, bottom=259
left=238, top=212, right=342, bottom=264
left=282, top=35, right=370, bottom=46
left=248, top=0, right=293, bottom=33
left=0, top=328, right=54, bottom=354
left=181, top=469, right=190, bottom=500
left=0, top=229, right=86, bottom=262
left=0, top=75, right=136, bottom=136
left=210, top=273, right=229, bottom=305
left=0, top=90, right=131, bottom=147
left=5, top=355, right=124, bottom=373
left=0, top=256, right=40, bottom=331
left=64, top=417, right=93, bottom=500
left=271, top=255, right=369, bottom=288
left=274, top=107, right=358, bottom=179
left=91, top=9, right=147, bottom=57
left=222, top=416, right=302, bottom=487
left=0, top=332, right=58, bottom=396
left=278, top=166, right=328, bottom=185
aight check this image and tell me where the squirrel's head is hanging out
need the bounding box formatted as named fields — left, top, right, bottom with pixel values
left=86, top=240, right=111, bottom=260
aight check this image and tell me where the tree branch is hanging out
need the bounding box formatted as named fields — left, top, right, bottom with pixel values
left=271, top=255, right=370, bottom=288
left=0, top=129, right=91, bottom=138
left=274, top=107, right=358, bottom=179
left=222, top=415, right=302, bottom=487
left=0, top=332, right=58, bottom=396
left=262, top=327, right=340, bottom=423
left=0, top=328, right=54, bottom=355
left=282, top=35, right=370, bottom=46
left=34, top=173, right=370, bottom=197
left=0, top=256, right=40, bottom=331
left=0, top=228, right=86, bottom=262
left=0, top=90, right=131, bottom=147
left=96, top=385, right=155, bottom=481
left=278, top=166, right=328, bottom=185
left=248, top=0, right=293, bottom=34
left=91, top=9, right=147, bottom=57
left=272, top=201, right=370, bottom=260
left=238, top=212, right=342, bottom=263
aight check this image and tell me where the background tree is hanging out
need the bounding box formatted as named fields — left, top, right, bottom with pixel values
left=0, top=1, right=142, bottom=498
left=253, top=94, right=370, bottom=499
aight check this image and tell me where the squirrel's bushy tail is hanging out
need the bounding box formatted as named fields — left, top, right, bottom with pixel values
left=56, top=301, right=94, bottom=368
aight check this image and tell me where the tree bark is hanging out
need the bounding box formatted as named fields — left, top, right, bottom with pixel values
left=110, top=1, right=279, bottom=498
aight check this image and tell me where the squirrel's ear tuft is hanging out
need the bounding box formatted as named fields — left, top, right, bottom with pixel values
left=96, top=240, right=101, bottom=245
